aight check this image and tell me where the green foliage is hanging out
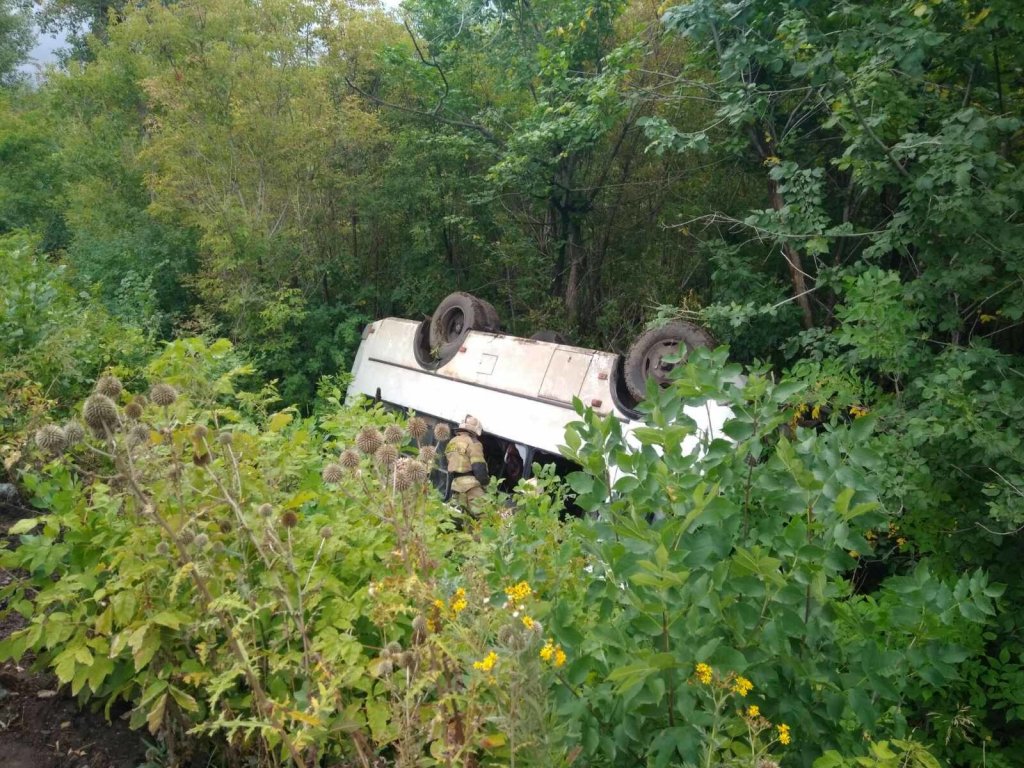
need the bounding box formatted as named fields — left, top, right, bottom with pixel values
left=0, top=232, right=150, bottom=430
left=0, top=0, right=32, bottom=84
left=553, top=348, right=1001, bottom=765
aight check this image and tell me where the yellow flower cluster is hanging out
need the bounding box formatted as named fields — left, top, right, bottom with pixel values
left=451, top=587, right=467, bottom=616
left=522, top=615, right=536, bottom=630
left=540, top=639, right=566, bottom=668
left=505, top=581, right=532, bottom=603
left=432, top=587, right=468, bottom=626
left=777, top=723, right=792, bottom=745
left=732, top=676, right=754, bottom=697
left=695, top=662, right=713, bottom=685
left=473, top=651, right=498, bottom=672
left=746, top=705, right=760, bottom=718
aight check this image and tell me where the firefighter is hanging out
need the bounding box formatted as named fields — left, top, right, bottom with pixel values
left=445, top=415, right=489, bottom=514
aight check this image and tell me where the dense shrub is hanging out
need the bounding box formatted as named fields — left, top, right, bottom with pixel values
left=2, top=340, right=1008, bottom=767
left=0, top=232, right=151, bottom=439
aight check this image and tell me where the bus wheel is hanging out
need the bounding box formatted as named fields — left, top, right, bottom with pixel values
left=429, top=292, right=493, bottom=349
left=530, top=330, right=569, bottom=344
left=479, top=299, right=501, bottom=331
left=624, top=321, right=715, bottom=401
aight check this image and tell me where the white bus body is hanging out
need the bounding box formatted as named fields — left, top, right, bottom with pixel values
left=346, top=318, right=731, bottom=473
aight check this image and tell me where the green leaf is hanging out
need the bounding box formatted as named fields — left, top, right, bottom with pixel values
left=8, top=517, right=41, bottom=535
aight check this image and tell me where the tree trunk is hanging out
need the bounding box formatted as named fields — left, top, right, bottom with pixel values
left=768, top=178, right=815, bottom=330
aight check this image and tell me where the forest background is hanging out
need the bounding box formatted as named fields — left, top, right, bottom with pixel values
left=1, top=0, right=1024, bottom=766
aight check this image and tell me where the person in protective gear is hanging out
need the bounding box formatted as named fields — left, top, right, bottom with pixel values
left=445, top=415, right=489, bottom=513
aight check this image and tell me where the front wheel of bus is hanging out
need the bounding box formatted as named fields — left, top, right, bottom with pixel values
left=624, top=320, right=716, bottom=401
left=429, top=292, right=498, bottom=349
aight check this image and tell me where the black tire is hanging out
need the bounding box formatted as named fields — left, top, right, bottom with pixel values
left=530, top=330, right=569, bottom=344
left=429, top=292, right=489, bottom=349
left=479, top=299, right=501, bottom=332
left=624, top=320, right=716, bottom=401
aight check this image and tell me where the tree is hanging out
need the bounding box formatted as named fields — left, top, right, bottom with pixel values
left=0, top=0, right=32, bottom=84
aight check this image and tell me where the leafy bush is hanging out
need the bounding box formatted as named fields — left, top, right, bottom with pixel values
left=551, top=348, right=1001, bottom=766
left=0, top=341, right=1010, bottom=767
left=0, top=232, right=151, bottom=436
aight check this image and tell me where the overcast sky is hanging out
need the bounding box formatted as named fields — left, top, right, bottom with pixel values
left=18, top=25, right=68, bottom=75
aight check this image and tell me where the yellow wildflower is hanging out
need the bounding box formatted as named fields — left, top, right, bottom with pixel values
left=849, top=550, right=860, bottom=559
left=695, top=662, right=713, bottom=685
left=473, top=651, right=498, bottom=672
left=540, top=638, right=566, bottom=667
left=746, top=705, right=760, bottom=718
left=897, top=536, right=907, bottom=546
left=849, top=404, right=869, bottom=419
left=522, top=615, right=535, bottom=630
left=451, top=587, right=467, bottom=616
left=732, top=676, right=754, bottom=696
left=433, top=598, right=445, bottom=611
left=777, top=723, right=792, bottom=745
left=505, top=581, right=532, bottom=603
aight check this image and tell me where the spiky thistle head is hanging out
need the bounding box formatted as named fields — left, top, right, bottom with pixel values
left=375, top=443, right=399, bottom=469
left=35, top=425, right=67, bottom=455
left=397, top=650, right=416, bottom=670
left=393, top=461, right=413, bottom=491
left=193, top=533, right=210, bottom=550
left=411, top=615, right=428, bottom=643
left=150, top=383, right=178, bottom=407
left=123, top=401, right=144, bottom=420
left=257, top=503, right=274, bottom=518
left=433, top=422, right=451, bottom=442
left=95, top=375, right=123, bottom=399
left=383, top=424, right=404, bottom=445
left=356, top=426, right=384, bottom=455
left=192, top=451, right=211, bottom=467
left=406, top=460, right=429, bottom=486
left=217, top=431, right=233, bottom=446
left=280, top=510, right=299, bottom=529
left=127, top=424, right=151, bottom=449
left=407, top=416, right=427, bottom=440
left=322, top=463, right=344, bottom=484
left=319, top=526, right=333, bottom=540
left=83, top=394, right=119, bottom=436
left=62, top=421, right=85, bottom=446
left=418, top=445, right=437, bottom=466
left=497, top=624, right=517, bottom=647
left=339, top=448, right=360, bottom=470
left=191, top=425, right=208, bottom=442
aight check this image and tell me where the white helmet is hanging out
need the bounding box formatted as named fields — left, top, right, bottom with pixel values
left=458, top=415, right=482, bottom=436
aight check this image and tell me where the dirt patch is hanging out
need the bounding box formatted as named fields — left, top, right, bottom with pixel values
left=1, top=492, right=149, bottom=768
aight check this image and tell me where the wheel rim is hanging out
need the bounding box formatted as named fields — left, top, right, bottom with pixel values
left=641, top=339, right=684, bottom=388
left=439, top=307, right=465, bottom=343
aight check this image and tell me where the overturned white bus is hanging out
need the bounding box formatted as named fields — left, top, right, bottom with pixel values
left=346, top=292, right=731, bottom=498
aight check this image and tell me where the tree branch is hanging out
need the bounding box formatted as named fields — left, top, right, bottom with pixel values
left=344, top=77, right=502, bottom=146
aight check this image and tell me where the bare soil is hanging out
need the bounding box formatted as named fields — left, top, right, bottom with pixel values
left=1, top=493, right=149, bottom=768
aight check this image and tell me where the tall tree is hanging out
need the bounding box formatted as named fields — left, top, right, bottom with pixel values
left=0, top=0, right=32, bottom=83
